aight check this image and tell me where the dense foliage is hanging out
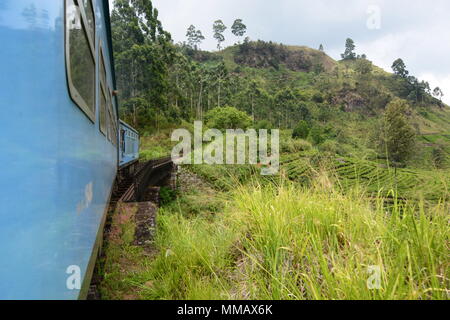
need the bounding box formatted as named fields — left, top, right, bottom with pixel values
left=111, top=0, right=448, bottom=168
left=100, top=1, right=450, bottom=302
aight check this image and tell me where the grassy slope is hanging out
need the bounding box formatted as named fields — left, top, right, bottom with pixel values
left=99, top=44, right=450, bottom=300
left=216, top=44, right=450, bottom=174
left=99, top=165, right=449, bottom=300
left=100, top=128, right=449, bottom=300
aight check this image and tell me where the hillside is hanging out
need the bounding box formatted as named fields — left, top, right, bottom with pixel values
left=132, top=40, right=450, bottom=200
left=182, top=42, right=450, bottom=169
left=101, top=2, right=450, bottom=301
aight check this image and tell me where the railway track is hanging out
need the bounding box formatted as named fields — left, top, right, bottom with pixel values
left=88, top=157, right=175, bottom=299
left=110, top=156, right=173, bottom=202
left=123, top=156, right=175, bottom=202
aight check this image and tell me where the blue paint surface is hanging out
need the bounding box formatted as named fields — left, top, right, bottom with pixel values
left=119, top=120, right=140, bottom=167
left=0, top=0, right=120, bottom=299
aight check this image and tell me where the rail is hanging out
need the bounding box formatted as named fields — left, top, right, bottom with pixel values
left=132, top=156, right=174, bottom=202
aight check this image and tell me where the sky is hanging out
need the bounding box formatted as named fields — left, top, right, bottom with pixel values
left=109, top=0, right=450, bottom=104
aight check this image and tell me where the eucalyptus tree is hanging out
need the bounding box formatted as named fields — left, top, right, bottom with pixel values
left=231, top=19, right=247, bottom=42
left=111, top=0, right=173, bottom=128
left=211, top=62, right=229, bottom=107
left=186, top=25, right=205, bottom=50
left=392, top=58, right=409, bottom=78
left=341, top=38, right=356, bottom=60
left=213, top=20, right=227, bottom=50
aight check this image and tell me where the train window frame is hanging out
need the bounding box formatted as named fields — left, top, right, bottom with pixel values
left=107, top=90, right=113, bottom=143
left=81, top=0, right=96, bottom=44
left=65, top=0, right=96, bottom=122
left=108, top=88, right=118, bottom=146
left=99, top=44, right=108, bottom=136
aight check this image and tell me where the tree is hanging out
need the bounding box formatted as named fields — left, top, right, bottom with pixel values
left=196, top=30, right=205, bottom=47
left=275, top=88, right=296, bottom=128
left=341, top=38, right=356, bottom=60
left=254, top=120, right=273, bottom=130
left=111, top=0, right=173, bottom=128
left=318, top=44, right=324, bottom=52
left=384, top=99, right=415, bottom=165
left=292, top=120, right=310, bottom=139
left=310, top=126, right=325, bottom=145
left=392, top=58, right=409, bottom=78
left=213, top=19, right=227, bottom=50
left=186, top=25, right=196, bottom=48
left=212, top=62, right=228, bottom=107
left=186, top=25, right=204, bottom=50
left=205, top=106, right=252, bottom=129
left=231, top=19, right=247, bottom=42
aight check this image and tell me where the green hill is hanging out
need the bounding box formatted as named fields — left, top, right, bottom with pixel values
left=181, top=41, right=450, bottom=168
left=136, top=40, right=450, bottom=200
left=103, top=3, right=450, bottom=300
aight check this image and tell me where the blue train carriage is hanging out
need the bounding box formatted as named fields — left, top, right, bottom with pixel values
left=119, top=120, right=140, bottom=169
left=0, top=0, right=132, bottom=299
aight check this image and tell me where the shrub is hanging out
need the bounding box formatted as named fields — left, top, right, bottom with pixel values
left=432, top=147, right=446, bottom=168
left=281, top=138, right=312, bottom=153
left=254, top=120, right=273, bottom=130
left=312, top=92, right=324, bottom=103
left=319, top=140, right=338, bottom=154
left=205, top=106, right=252, bottom=130
left=292, top=139, right=312, bottom=152
left=159, top=187, right=177, bottom=205
left=310, top=126, right=325, bottom=145
left=292, top=120, right=310, bottom=139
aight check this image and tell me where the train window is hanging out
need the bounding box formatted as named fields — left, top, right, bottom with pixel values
left=99, top=87, right=107, bottom=135
left=100, top=52, right=106, bottom=89
left=107, top=95, right=113, bottom=143
left=81, top=0, right=95, bottom=41
left=66, top=0, right=96, bottom=122
left=108, top=89, right=118, bottom=146
left=112, top=116, right=117, bottom=146
left=99, top=44, right=107, bottom=135
left=106, top=106, right=110, bottom=140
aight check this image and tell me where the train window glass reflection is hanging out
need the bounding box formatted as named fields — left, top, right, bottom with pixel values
left=107, top=89, right=116, bottom=145
left=111, top=97, right=117, bottom=146
left=107, top=94, right=113, bottom=142
left=100, top=88, right=107, bottom=135
left=99, top=46, right=108, bottom=137
left=66, top=0, right=96, bottom=121
left=82, top=0, right=95, bottom=41
left=100, top=51, right=106, bottom=89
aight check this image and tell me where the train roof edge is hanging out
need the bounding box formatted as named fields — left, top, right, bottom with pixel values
left=120, top=119, right=140, bottom=135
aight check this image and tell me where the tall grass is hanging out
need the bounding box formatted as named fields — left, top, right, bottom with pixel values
left=137, top=179, right=449, bottom=300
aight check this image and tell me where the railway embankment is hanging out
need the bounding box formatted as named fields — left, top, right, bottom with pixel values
left=88, top=159, right=178, bottom=299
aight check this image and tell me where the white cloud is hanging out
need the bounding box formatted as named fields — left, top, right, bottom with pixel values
left=419, top=73, right=450, bottom=104
left=109, top=0, right=450, bottom=104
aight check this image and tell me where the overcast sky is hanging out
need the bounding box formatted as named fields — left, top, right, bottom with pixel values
left=110, top=0, right=450, bottom=104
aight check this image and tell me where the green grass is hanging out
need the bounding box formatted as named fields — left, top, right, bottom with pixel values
left=139, top=130, right=175, bottom=160
left=280, top=153, right=450, bottom=201
left=103, top=178, right=448, bottom=300
left=99, top=129, right=449, bottom=300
